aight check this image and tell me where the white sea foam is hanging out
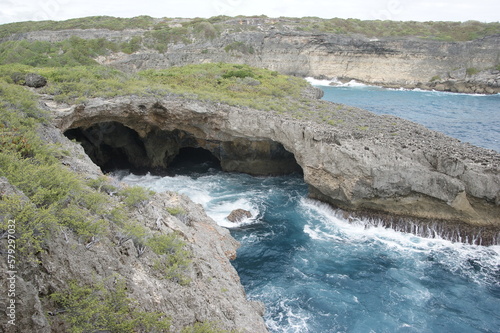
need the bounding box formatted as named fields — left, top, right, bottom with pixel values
left=305, top=77, right=335, bottom=86
left=300, top=197, right=500, bottom=287
left=305, top=76, right=369, bottom=88
left=207, top=197, right=260, bottom=228
left=119, top=171, right=263, bottom=228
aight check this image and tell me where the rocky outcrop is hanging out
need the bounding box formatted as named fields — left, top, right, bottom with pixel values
left=104, top=33, right=500, bottom=93
left=51, top=94, right=500, bottom=244
left=24, top=73, right=47, bottom=88
left=4, top=21, right=500, bottom=93
left=227, top=209, right=252, bottom=223
left=0, top=122, right=268, bottom=333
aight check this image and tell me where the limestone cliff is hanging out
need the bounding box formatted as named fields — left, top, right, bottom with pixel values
left=0, top=121, right=268, bottom=332
left=51, top=94, right=500, bottom=244
left=3, top=17, right=499, bottom=94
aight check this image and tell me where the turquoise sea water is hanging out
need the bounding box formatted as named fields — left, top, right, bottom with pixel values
left=118, top=85, right=500, bottom=333
left=120, top=170, right=500, bottom=333
left=313, top=80, right=500, bottom=152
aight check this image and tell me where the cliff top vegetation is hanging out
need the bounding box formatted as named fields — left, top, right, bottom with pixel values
left=1, top=15, right=499, bottom=41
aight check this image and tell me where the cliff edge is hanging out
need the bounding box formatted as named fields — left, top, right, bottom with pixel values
left=53, top=91, right=500, bottom=244
left=1, top=16, right=500, bottom=94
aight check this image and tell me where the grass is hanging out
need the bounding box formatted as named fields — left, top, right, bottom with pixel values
left=0, top=78, right=193, bottom=275
left=139, top=63, right=309, bottom=111
left=466, top=67, right=480, bottom=76
left=147, top=233, right=192, bottom=285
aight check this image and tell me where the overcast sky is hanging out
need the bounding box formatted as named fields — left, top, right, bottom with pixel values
left=0, top=0, right=499, bottom=25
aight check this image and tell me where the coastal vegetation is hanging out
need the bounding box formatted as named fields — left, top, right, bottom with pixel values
left=50, top=278, right=172, bottom=333
left=0, top=79, right=196, bottom=330
left=2, top=15, right=499, bottom=332
left=1, top=15, right=499, bottom=42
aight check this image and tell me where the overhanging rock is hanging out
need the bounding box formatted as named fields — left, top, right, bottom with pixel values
left=51, top=95, right=500, bottom=242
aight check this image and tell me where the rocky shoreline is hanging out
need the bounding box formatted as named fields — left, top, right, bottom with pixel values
left=50, top=90, right=500, bottom=244
left=0, top=119, right=269, bottom=332
left=319, top=67, right=500, bottom=95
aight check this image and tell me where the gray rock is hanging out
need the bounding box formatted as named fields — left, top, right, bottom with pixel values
left=0, top=123, right=269, bottom=333
left=3, top=22, right=499, bottom=94
left=24, top=73, right=47, bottom=88
left=53, top=94, right=500, bottom=240
left=227, top=209, right=252, bottom=223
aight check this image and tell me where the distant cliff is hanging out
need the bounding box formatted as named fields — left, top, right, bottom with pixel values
left=2, top=16, right=500, bottom=94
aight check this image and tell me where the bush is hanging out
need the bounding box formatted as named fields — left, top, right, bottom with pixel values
left=118, top=186, right=153, bottom=208
left=222, top=69, right=255, bottom=79
left=224, top=41, right=255, bottom=54
left=194, top=21, right=219, bottom=39
left=182, top=321, right=236, bottom=333
left=147, top=233, right=192, bottom=285
left=166, top=206, right=186, bottom=216
left=466, top=67, right=479, bottom=76
left=51, top=278, right=171, bottom=333
left=0, top=82, right=116, bottom=254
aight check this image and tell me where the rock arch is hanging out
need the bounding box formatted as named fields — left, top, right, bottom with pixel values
left=53, top=96, right=500, bottom=244
left=62, top=119, right=302, bottom=176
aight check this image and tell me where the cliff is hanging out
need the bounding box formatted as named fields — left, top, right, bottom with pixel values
left=2, top=18, right=500, bottom=94
left=52, top=93, right=500, bottom=244
left=1, top=17, right=500, bottom=329
left=1, top=16, right=500, bottom=93
left=0, top=83, right=268, bottom=332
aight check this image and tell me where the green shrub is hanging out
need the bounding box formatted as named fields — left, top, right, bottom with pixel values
left=224, top=41, right=255, bottom=54
left=194, top=21, right=219, bottom=39
left=182, top=321, right=236, bottom=333
left=51, top=278, right=171, bottom=333
left=118, top=186, right=153, bottom=208
left=0, top=16, right=156, bottom=39
left=147, top=233, right=192, bottom=285
left=0, top=195, right=56, bottom=256
left=86, top=175, right=117, bottom=194
left=166, top=206, right=186, bottom=216
left=466, top=67, right=479, bottom=76
left=120, top=36, right=142, bottom=54
left=222, top=69, right=255, bottom=79
left=0, top=81, right=116, bottom=253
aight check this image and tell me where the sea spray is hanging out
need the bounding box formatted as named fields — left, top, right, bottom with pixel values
left=118, top=170, right=500, bottom=333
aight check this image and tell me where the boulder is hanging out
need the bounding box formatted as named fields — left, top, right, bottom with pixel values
left=227, top=209, right=252, bottom=223
left=25, top=73, right=47, bottom=88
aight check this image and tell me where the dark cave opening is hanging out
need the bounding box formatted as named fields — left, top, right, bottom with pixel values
left=64, top=122, right=150, bottom=174
left=64, top=121, right=303, bottom=177
left=168, top=147, right=222, bottom=174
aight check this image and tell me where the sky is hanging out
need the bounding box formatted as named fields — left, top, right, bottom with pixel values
left=0, top=0, right=499, bottom=25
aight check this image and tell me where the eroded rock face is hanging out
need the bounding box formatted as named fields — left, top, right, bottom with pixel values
left=0, top=123, right=269, bottom=332
left=62, top=114, right=302, bottom=176
left=5, top=26, right=499, bottom=93
left=52, top=95, right=500, bottom=243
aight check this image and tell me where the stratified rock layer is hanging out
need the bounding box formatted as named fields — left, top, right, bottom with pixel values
left=4, top=21, right=500, bottom=93
left=52, top=95, right=500, bottom=243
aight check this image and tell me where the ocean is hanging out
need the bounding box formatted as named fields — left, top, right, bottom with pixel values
left=117, top=83, right=500, bottom=333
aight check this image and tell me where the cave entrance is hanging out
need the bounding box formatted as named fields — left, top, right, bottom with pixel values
left=64, top=121, right=303, bottom=177
left=64, top=122, right=149, bottom=173
left=169, top=147, right=222, bottom=175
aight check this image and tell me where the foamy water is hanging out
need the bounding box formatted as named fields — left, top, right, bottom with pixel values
left=118, top=170, right=500, bottom=333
